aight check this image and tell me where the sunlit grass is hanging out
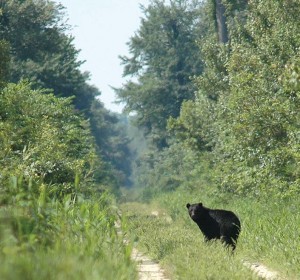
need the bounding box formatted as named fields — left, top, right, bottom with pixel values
left=0, top=251, right=133, bottom=280
left=121, top=187, right=300, bottom=279
left=0, top=182, right=137, bottom=280
left=234, top=199, right=300, bottom=278
left=121, top=201, right=257, bottom=279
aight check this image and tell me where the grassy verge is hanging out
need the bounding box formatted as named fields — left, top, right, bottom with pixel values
left=121, top=187, right=300, bottom=279
left=0, top=189, right=137, bottom=280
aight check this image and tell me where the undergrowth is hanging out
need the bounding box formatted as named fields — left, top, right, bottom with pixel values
left=0, top=178, right=137, bottom=280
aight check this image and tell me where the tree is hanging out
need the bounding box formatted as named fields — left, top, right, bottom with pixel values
left=0, top=40, right=10, bottom=87
left=0, top=0, right=96, bottom=111
left=169, top=0, right=231, bottom=152
left=214, top=0, right=228, bottom=43
left=90, top=100, right=133, bottom=189
left=221, top=0, right=300, bottom=195
left=200, top=0, right=300, bottom=197
left=212, top=0, right=248, bottom=43
left=168, top=0, right=300, bottom=198
left=116, top=0, right=204, bottom=148
left=0, top=1, right=137, bottom=191
left=0, top=81, right=100, bottom=197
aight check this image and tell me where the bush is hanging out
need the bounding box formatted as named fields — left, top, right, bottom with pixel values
left=0, top=82, right=98, bottom=199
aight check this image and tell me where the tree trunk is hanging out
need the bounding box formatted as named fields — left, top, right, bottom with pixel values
left=215, top=0, right=228, bottom=43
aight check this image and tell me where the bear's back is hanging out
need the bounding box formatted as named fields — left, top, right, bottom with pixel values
left=208, top=209, right=240, bottom=228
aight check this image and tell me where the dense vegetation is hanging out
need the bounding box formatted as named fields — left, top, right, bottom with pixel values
left=0, top=1, right=136, bottom=279
left=0, top=0, right=133, bottom=190
left=116, top=0, right=205, bottom=148
left=120, top=0, right=300, bottom=201
left=1, top=0, right=300, bottom=279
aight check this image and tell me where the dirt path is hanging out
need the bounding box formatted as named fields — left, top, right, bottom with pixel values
left=131, top=247, right=170, bottom=280
left=115, top=217, right=169, bottom=280
left=131, top=247, right=281, bottom=280
left=243, top=261, right=282, bottom=280
left=130, top=241, right=281, bottom=280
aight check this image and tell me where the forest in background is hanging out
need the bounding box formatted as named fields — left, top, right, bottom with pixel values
left=0, top=0, right=300, bottom=279
left=117, top=0, right=300, bottom=200
left=1, top=0, right=299, bottom=203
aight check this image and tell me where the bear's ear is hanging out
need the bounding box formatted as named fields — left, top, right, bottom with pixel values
left=186, top=203, right=190, bottom=209
left=198, top=202, right=203, bottom=207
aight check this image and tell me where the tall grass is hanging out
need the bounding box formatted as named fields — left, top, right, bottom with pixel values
left=234, top=198, right=300, bottom=278
left=121, top=186, right=300, bottom=279
left=0, top=178, right=137, bottom=280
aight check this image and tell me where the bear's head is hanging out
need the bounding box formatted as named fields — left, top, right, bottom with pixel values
left=186, top=202, right=204, bottom=222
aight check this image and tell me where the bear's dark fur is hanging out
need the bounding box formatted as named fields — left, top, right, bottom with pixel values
left=186, top=202, right=241, bottom=250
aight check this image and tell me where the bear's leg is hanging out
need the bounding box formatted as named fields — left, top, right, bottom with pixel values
left=221, top=235, right=236, bottom=251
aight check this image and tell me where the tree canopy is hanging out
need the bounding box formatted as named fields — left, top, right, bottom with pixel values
left=169, top=0, right=300, bottom=198
left=0, top=0, right=134, bottom=191
left=0, top=0, right=95, bottom=110
left=129, top=0, right=300, bottom=199
left=116, top=0, right=205, bottom=148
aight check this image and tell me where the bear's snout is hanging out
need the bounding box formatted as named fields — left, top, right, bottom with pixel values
left=188, top=209, right=196, bottom=219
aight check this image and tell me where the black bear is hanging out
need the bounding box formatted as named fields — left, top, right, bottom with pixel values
left=186, top=202, right=241, bottom=250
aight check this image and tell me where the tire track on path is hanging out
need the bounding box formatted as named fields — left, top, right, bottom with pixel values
left=131, top=247, right=170, bottom=280
left=115, top=216, right=170, bottom=280
left=243, top=261, right=283, bottom=280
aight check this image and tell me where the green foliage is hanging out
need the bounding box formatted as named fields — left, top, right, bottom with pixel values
left=0, top=0, right=96, bottom=111
left=168, top=0, right=300, bottom=198
left=0, top=82, right=98, bottom=198
left=0, top=0, right=65, bottom=60
left=116, top=0, right=204, bottom=148
left=0, top=179, right=137, bottom=280
left=132, top=145, right=187, bottom=198
left=0, top=1, right=133, bottom=191
left=130, top=141, right=213, bottom=201
left=168, top=30, right=231, bottom=150
left=0, top=40, right=10, bottom=88
left=211, top=0, right=300, bottom=197
left=90, top=100, right=133, bottom=189
left=168, top=98, right=216, bottom=151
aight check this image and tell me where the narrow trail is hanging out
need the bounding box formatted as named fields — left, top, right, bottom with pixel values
left=115, top=216, right=170, bottom=280
left=131, top=247, right=170, bottom=280
left=243, top=261, right=282, bottom=280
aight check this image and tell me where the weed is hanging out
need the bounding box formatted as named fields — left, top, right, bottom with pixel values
left=0, top=179, right=137, bottom=280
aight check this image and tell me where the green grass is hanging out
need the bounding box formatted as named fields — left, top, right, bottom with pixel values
left=120, top=187, right=300, bottom=279
left=0, top=191, right=137, bottom=280
left=233, top=198, right=300, bottom=278
left=2, top=176, right=299, bottom=280
left=0, top=251, right=133, bottom=280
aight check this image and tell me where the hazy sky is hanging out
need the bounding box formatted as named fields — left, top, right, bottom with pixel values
left=57, top=0, right=149, bottom=113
